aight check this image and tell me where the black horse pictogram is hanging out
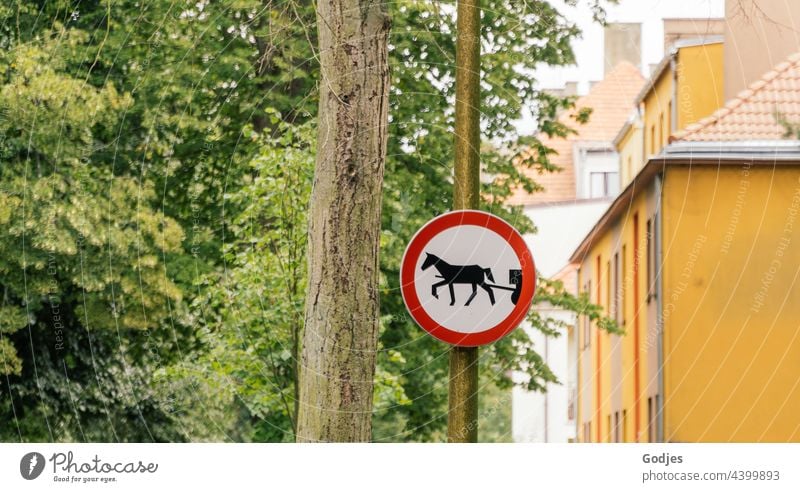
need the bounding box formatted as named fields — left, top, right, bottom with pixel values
left=421, top=253, right=525, bottom=307
left=421, top=253, right=497, bottom=306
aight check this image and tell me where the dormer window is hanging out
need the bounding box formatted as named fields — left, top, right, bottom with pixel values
left=575, top=143, right=620, bottom=199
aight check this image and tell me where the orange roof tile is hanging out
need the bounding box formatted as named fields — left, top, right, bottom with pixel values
left=509, top=61, right=645, bottom=206
left=675, top=52, right=800, bottom=142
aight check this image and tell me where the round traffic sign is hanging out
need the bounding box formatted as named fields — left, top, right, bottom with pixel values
left=400, top=210, right=536, bottom=346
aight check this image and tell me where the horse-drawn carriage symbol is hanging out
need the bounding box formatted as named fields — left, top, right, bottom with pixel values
left=421, top=252, right=523, bottom=306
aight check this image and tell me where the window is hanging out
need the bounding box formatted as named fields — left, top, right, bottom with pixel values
left=614, top=253, right=620, bottom=322
left=577, top=147, right=618, bottom=199
left=568, top=386, right=576, bottom=420
left=583, top=422, right=592, bottom=443
left=648, top=397, right=654, bottom=443
left=646, top=219, right=652, bottom=303
left=606, top=261, right=611, bottom=315
left=583, top=281, right=592, bottom=350
left=590, top=171, right=620, bottom=198
left=623, top=410, right=628, bottom=443
left=621, top=245, right=627, bottom=326
left=667, top=101, right=673, bottom=137
left=655, top=394, right=661, bottom=442
left=607, top=414, right=612, bottom=443
left=627, top=156, right=633, bottom=182
left=650, top=125, right=656, bottom=155
left=659, top=112, right=664, bottom=151
left=649, top=214, right=658, bottom=301
left=596, top=256, right=601, bottom=304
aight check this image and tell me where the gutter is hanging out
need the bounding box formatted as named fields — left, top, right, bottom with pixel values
left=655, top=173, right=665, bottom=443
left=568, top=146, right=800, bottom=264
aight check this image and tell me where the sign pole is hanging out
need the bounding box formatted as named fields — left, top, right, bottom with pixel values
left=448, top=0, right=481, bottom=443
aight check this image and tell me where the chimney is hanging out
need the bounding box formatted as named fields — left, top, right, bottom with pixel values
left=604, top=22, right=641, bottom=75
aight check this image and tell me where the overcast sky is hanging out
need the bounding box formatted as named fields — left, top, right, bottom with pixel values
left=516, top=0, right=724, bottom=133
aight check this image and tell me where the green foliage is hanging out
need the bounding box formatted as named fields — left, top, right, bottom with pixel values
left=165, top=117, right=314, bottom=442
left=0, top=35, right=187, bottom=441
left=0, top=0, right=619, bottom=442
left=0, top=337, right=23, bottom=376
left=776, top=111, right=800, bottom=139
left=0, top=38, right=183, bottom=341
left=375, top=0, right=618, bottom=440
left=0, top=0, right=319, bottom=442
left=478, top=378, right=513, bottom=443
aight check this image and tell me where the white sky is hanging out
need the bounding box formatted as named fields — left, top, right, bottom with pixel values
left=516, top=0, right=724, bottom=133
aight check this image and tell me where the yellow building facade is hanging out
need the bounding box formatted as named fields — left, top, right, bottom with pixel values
left=575, top=176, right=658, bottom=443
left=616, top=39, right=724, bottom=188
left=574, top=44, right=800, bottom=442
left=614, top=114, right=642, bottom=188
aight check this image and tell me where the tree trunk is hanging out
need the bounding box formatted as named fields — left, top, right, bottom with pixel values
left=296, top=0, right=390, bottom=442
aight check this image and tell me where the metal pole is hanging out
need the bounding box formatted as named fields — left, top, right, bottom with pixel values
left=448, top=0, right=480, bottom=443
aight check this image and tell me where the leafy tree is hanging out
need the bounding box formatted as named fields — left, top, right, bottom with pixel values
left=0, top=0, right=619, bottom=442
left=0, top=0, right=319, bottom=442
left=373, top=0, right=617, bottom=440
left=0, top=37, right=185, bottom=441
left=182, top=0, right=619, bottom=442
left=166, top=118, right=313, bottom=442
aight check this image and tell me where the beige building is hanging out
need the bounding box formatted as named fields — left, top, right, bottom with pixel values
left=724, top=0, right=800, bottom=100
left=604, top=23, right=642, bottom=75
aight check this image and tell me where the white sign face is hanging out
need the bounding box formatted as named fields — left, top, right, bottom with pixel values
left=400, top=210, right=536, bottom=347
left=413, top=225, right=520, bottom=333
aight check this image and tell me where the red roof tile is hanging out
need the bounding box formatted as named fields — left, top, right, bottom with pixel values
left=675, top=52, right=800, bottom=142
left=509, top=62, right=645, bottom=206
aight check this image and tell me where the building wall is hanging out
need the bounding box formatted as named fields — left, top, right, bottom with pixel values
left=642, top=43, right=724, bottom=161
left=724, top=0, right=800, bottom=101
left=512, top=200, right=611, bottom=442
left=512, top=311, right=576, bottom=443
left=662, top=165, right=800, bottom=442
left=576, top=186, right=659, bottom=442
left=642, top=67, right=673, bottom=160
left=617, top=119, right=644, bottom=188
left=675, top=43, right=725, bottom=129
left=604, top=23, right=642, bottom=75
left=522, top=200, right=612, bottom=278
left=581, top=41, right=726, bottom=444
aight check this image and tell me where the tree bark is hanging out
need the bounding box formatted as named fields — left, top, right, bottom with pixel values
left=296, top=0, right=390, bottom=442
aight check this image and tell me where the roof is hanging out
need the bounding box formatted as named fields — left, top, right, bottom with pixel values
left=672, top=35, right=724, bottom=50
left=612, top=109, right=641, bottom=149
left=508, top=62, right=645, bottom=206
left=634, top=37, right=723, bottom=105
left=674, top=52, right=800, bottom=142
left=570, top=51, right=800, bottom=264
left=568, top=143, right=800, bottom=263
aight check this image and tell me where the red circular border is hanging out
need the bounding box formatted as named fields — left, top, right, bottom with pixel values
left=400, top=210, right=536, bottom=347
